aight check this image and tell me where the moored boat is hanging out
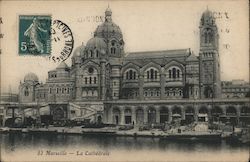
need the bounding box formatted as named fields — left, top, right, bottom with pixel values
left=163, top=131, right=222, bottom=140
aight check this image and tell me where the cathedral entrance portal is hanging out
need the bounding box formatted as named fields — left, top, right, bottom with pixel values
left=136, top=109, right=144, bottom=125
left=148, top=108, right=156, bottom=124
left=113, top=108, right=121, bottom=125
left=115, top=116, right=119, bottom=125
left=124, top=109, right=132, bottom=124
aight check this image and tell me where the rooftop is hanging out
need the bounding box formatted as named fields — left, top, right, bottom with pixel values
left=125, top=48, right=191, bottom=59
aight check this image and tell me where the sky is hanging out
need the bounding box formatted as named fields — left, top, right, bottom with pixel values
left=0, top=0, right=249, bottom=93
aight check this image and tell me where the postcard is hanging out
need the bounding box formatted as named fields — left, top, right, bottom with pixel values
left=0, top=0, right=249, bottom=162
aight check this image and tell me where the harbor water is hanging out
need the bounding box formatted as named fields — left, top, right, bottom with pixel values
left=0, top=133, right=249, bottom=162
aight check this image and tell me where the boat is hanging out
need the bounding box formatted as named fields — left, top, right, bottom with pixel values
left=164, top=131, right=222, bottom=140
left=231, top=127, right=250, bottom=144
left=82, top=128, right=117, bottom=136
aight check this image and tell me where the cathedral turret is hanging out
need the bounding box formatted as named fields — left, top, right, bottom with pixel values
left=200, top=9, right=219, bottom=49
left=105, top=6, right=112, bottom=22
left=94, top=7, right=124, bottom=58
left=199, top=9, right=221, bottom=99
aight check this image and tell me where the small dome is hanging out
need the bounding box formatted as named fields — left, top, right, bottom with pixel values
left=202, top=9, right=213, bottom=18
left=105, top=7, right=112, bottom=16
left=24, top=72, right=39, bottom=82
left=94, top=7, right=123, bottom=39
left=56, top=61, right=69, bottom=69
left=86, top=37, right=107, bottom=50
left=201, top=9, right=215, bottom=26
left=72, top=45, right=85, bottom=58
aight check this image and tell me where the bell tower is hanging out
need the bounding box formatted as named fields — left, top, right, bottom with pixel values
left=199, top=9, right=221, bottom=99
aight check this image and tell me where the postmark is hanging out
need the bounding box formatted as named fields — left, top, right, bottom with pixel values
left=50, top=20, right=74, bottom=62
left=19, top=15, right=51, bottom=55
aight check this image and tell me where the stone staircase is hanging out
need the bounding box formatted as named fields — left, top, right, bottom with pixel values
left=69, top=102, right=103, bottom=122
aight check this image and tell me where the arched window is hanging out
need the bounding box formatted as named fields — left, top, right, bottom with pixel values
left=204, top=32, right=208, bottom=43
left=129, top=70, right=133, bottom=80
left=150, top=69, right=154, bottom=79
left=125, top=69, right=137, bottom=80
left=173, top=68, right=176, bottom=78
left=96, top=51, right=99, bottom=58
left=133, top=71, right=136, bottom=79
left=85, top=77, right=87, bottom=84
left=146, top=68, right=158, bottom=80
left=177, top=70, right=180, bottom=78
left=111, top=48, right=116, bottom=54
left=90, top=50, right=93, bottom=57
left=208, top=32, right=213, bottom=43
left=89, top=77, right=92, bottom=84
left=168, top=67, right=182, bottom=80
left=24, top=87, right=29, bottom=96
left=94, top=77, right=97, bottom=84
left=111, top=40, right=116, bottom=54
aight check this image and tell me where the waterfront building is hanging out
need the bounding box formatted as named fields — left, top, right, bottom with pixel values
left=221, top=80, right=250, bottom=98
left=1, top=7, right=249, bottom=127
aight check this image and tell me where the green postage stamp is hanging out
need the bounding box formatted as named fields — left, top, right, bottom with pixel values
left=18, top=15, right=51, bottom=55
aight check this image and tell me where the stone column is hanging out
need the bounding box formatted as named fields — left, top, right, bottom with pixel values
left=168, top=107, right=172, bottom=122
left=207, top=105, right=212, bottom=120
left=3, top=107, right=7, bottom=126
left=160, top=71, right=166, bottom=100
left=110, top=107, right=114, bottom=124
left=103, top=105, right=107, bottom=124
left=120, top=108, right=125, bottom=125
left=67, top=104, right=71, bottom=120
left=236, top=105, right=241, bottom=125
left=156, top=107, right=160, bottom=123
left=221, top=106, right=226, bottom=116
left=139, top=75, right=144, bottom=100
left=181, top=107, right=185, bottom=120
left=100, top=60, right=106, bottom=100
left=21, top=108, right=25, bottom=124
left=194, top=105, right=199, bottom=122
left=75, top=87, right=82, bottom=100
left=132, top=107, right=136, bottom=125
left=143, top=108, right=148, bottom=124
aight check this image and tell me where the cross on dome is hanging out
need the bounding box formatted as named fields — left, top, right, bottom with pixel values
left=105, top=6, right=112, bottom=22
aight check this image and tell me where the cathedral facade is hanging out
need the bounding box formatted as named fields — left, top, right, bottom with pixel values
left=17, top=8, right=249, bottom=126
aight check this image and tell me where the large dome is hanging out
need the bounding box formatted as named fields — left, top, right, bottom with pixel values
left=24, top=72, right=39, bottom=82
left=86, top=37, right=107, bottom=50
left=94, top=7, right=123, bottom=39
left=72, top=44, right=85, bottom=58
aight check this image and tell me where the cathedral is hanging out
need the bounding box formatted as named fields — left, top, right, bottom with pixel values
left=17, top=7, right=249, bottom=126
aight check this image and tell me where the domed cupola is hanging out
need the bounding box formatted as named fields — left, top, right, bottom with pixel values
left=94, top=7, right=123, bottom=40
left=72, top=44, right=85, bottom=58
left=200, top=9, right=215, bottom=26
left=84, top=37, right=107, bottom=59
left=24, top=72, right=39, bottom=83
left=72, top=44, right=85, bottom=66
left=93, top=7, right=125, bottom=58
